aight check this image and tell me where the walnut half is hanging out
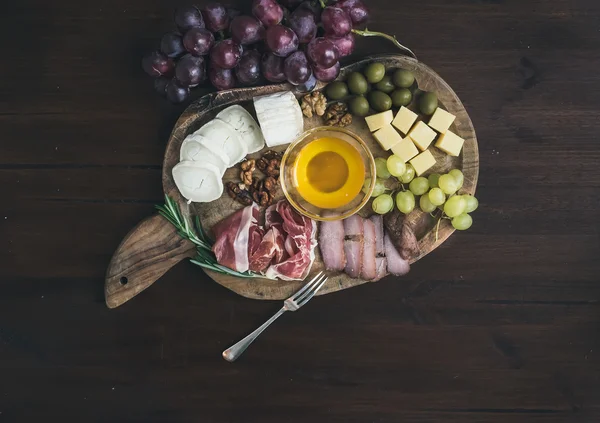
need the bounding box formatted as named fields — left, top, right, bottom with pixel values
left=301, top=91, right=327, bottom=118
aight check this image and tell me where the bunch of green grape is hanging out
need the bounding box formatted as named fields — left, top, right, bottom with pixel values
left=364, top=156, right=479, bottom=231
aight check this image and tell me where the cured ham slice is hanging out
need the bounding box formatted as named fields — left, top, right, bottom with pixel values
left=384, top=233, right=410, bottom=276
left=343, top=215, right=364, bottom=278
left=249, top=226, right=285, bottom=273
left=212, top=204, right=260, bottom=272
left=319, top=218, right=346, bottom=272
left=360, top=218, right=377, bottom=280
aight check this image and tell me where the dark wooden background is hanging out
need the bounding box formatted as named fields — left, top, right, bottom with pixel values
left=1, top=0, right=599, bottom=421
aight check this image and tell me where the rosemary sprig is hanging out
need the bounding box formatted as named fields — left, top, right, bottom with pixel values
left=156, top=195, right=259, bottom=278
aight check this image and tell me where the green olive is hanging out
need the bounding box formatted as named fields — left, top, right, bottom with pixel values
left=393, top=69, right=415, bottom=88
left=391, top=88, right=412, bottom=107
left=419, top=92, right=438, bottom=115
left=349, top=96, right=370, bottom=116
left=368, top=91, right=392, bottom=112
left=347, top=72, right=369, bottom=95
left=364, top=62, right=386, bottom=84
left=374, top=75, right=395, bottom=93
left=325, top=81, right=349, bottom=100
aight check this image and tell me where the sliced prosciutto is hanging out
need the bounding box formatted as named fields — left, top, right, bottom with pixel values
left=212, top=203, right=261, bottom=272
left=384, top=233, right=410, bottom=276
left=343, top=214, right=364, bottom=279
left=248, top=226, right=285, bottom=273
left=360, top=219, right=377, bottom=280
left=319, top=217, right=346, bottom=272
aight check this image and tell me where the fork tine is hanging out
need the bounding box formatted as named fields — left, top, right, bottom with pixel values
left=290, top=271, right=324, bottom=301
left=295, top=273, right=327, bottom=303
left=297, top=277, right=328, bottom=307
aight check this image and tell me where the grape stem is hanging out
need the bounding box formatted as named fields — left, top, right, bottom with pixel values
left=352, top=28, right=417, bottom=59
left=318, top=0, right=327, bottom=8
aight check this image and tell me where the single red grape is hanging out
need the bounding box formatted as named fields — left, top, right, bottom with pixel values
left=312, top=61, right=340, bottom=82
left=288, top=7, right=317, bottom=44
left=322, top=6, right=352, bottom=37
left=183, top=28, right=215, bottom=56
left=142, top=51, right=174, bottom=77
left=284, top=50, right=311, bottom=85
left=166, top=79, right=190, bottom=103
left=335, top=0, right=369, bottom=27
left=160, top=33, right=185, bottom=58
left=175, top=54, right=205, bottom=87
left=202, top=3, right=230, bottom=32
left=174, top=6, right=204, bottom=33
left=265, top=25, right=299, bottom=57
left=297, top=1, right=321, bottom=23
left=306, top=37, right=338, bottom=68
left=261, top=53, right=286, bottom=82
left=154, top=77, right=170, bottom=96
left=326, top=33, right=355, bottom=57
left=235, top=50, right=262, bottom=85
left=230, top=16, right=265, bottom=45
left=209, top=63, right=237, bottom=90
left=211, top=39, right=243, bottom=69
left=252, top=0, right=283, bottom=27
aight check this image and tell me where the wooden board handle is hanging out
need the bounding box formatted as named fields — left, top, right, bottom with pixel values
left=105, top=214, right=196, bottom=308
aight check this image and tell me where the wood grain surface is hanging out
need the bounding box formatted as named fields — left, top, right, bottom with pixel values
left=1, top=0, right=599, bottom=422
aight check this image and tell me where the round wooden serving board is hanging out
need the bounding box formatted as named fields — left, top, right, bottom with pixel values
left=105, top=54, right=478, bottom=308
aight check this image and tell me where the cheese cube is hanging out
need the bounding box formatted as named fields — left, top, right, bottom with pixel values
left=408, top=121, right=437, bottom=151
left=390, top=137, right=419, bottom=163
left=373, top=124, right=403, bottom=151
left=428, top=108, right=456, bottom=133
left=435, top=130, right=465, bottom=156
left=410, top=150, right=436, bottom=176
left=392, top=107, right=418, bottom=135
left=365, top=110, right=394, bottom=132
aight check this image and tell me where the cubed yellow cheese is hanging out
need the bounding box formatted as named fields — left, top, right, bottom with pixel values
left=435, top=130, right=465, bottom=156
left=365, top=110, right=394, bottom=132
left=390, top=137, right=419, bottom=163
left=428, top=107, right=456, bottom=133
left=408, top=121, right=437, bottom=151
left=373, top=124, right=403, bottom=151
left=392, top=106, right=418, bottom=135
left=410, top=150, right=436, bottom=176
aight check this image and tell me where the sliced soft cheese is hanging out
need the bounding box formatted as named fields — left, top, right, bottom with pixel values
left=391, top=137, right=419, bottom=163
left=373, top=124, right=403, bottom=151
left=253, top=91, right=303, bottom=147
left=365, top=110, right=394, bottom=132
left=172, top=161, right=223, bottom=203
left=216, top=105, right=265, bottom=154
left=180, top=135, right=229, bottom=176
left=435, top=130, right=465, bottom=156
left=194, top=119, right=247, bottom=166
left=428, top=107, right=456, bottom=133
left=408, top=121, right=437, bottom=151
left=392, top=106, right=418, bottom=135
left=409, top=150, right=436, bottom=176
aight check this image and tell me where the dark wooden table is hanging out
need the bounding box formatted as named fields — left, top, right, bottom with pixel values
left=1, top=0, right=599, bottom=421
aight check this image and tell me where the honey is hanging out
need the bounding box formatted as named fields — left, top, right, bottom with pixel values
left=294, top=137, right=365, bottom=209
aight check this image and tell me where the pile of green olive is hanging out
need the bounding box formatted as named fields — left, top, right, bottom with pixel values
left=324, top=62, right=439, bottom=118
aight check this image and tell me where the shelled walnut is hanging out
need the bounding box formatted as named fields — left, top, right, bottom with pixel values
left=239, top=159, right=255, bottom=185
left=325, top=102, right=352, bottom=127
left=226, top=182, right=253, bottom=206
left=257, top=150, right=281, bottom=177
left=301, top=91, right=327, bottom=118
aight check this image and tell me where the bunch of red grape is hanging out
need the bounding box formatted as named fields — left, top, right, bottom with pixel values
left=142, top=0, right=369, bottom=103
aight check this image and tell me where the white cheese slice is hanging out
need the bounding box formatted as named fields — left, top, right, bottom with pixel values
left=253, top=91, right=303, bottom=147
left=180, top=135, right=228, bottom=176
left=216, top=105, right=265, bottom=154
left=172, top=161, right=223, bottom=203
left=194, top=119, right=247, bottom=166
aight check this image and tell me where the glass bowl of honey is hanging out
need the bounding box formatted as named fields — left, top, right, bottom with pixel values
left=280, top=126, right=376, bottom=222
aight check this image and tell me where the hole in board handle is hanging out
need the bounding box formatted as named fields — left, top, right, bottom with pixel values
left=120, top=277, right=128, bottom=285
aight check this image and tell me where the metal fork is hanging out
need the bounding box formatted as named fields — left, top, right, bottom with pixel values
left=222, top=271, right=328, bottom=362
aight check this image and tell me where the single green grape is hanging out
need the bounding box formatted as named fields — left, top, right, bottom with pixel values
left=464, top=195, right=479, bottom=213
left=409, top=176, right=429, bottom=196
left=428, top=173, right=441, bottom=188
left=444, top=195, right=467, bottom=218
left=375, top=157, right=392, bottom=179
left=438, top=174, right=458, bottom=195
left=419, top=194, right=436, bottom=213
left=449, top=169, right=464, bottom=190
left=428, top=187, right=446, bottom=206
left=372, top=194, right=394, bottom=214
left=362, top=178, right=386, bottom=197
left=395, top=191, right=415, bottom=214
left=452, top=213, right=473, bottom=230
left=400, top=164, right=416, bottom=184
left=386, top=155, right=407, bottom=178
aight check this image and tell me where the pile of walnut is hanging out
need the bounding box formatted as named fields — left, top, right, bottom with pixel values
left=226, top=150, right=282, bottom=207
left=300, top=91, right=352, bottom=128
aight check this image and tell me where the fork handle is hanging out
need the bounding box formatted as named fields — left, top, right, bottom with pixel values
left=222, top=307, right=287, bottom=362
